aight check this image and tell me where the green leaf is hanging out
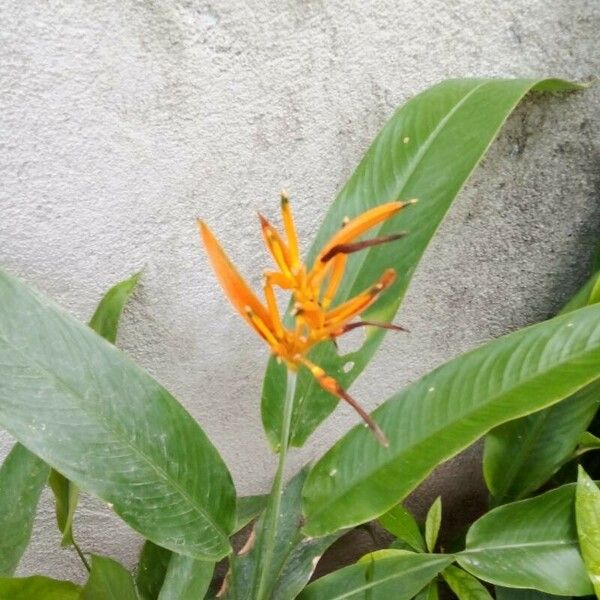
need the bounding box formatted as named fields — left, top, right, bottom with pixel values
left=235, top=494, right=268, bottom=532
left=262, top=77, right=582, bottom=449
left=298, top=550, right=452, bottom=599
left=495, top=588, right=566, bottom=600
left=0, top=576, right=80, bottom=599
left=82, top=555, right=138, bottom=600
left=0, top=443, right=49, bottom=575
left=414, top=582, right=439, bottom=600
left=484, top=263, right=600, bottom=503
left=0, top=269, right=235, bottom=559
left=302, top=304, right=600, bottom=537
left=577, top=432, right=600, bottom=457
left=378, top=503, right=425, bottom=552
left=443, top=566, right=492, bottom=599
left=158, top=554, right=213, bottom=600
left=425, top=497, right=442, bottom=553
left=88, top=272, right=141, bottom=344
left=229, top=467, right=340, bottom=600
left=576, top=466, right=600, bottom=596
left=50, top=272, right=140, bottom=546
left=458, top=484, right=592, bottom=595
left=136, top=542, right=172, bottom=600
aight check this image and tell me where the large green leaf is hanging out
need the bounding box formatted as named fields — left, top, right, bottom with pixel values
left=81, top=555, right=138, bottom=600
left=576, top=467, right=600, bottom=596
left=297, top=550, right=452, bottom=599
left=228, top=467, right=339, bottom=600
left=484, top=264, right=600, bottom=503
left=0, top=269, right=235, bottom=559
left=0, top=576, right=80, bottom=599
left=457, top=485, right=592, bottom=595
left=414, top=582, right=439, bottom=600
left=443, top=566, right=493, bottom=599
left=0, top=443, right=49, bottom=575
left=49, top=272, right=141, bottom=547
left=302, top=304, right=600, bottom=537
left=495, top=588, right=563, bottom=600
left=262, top=77, right=581, bottom=449
left=157, top=554, right=213, bottom=600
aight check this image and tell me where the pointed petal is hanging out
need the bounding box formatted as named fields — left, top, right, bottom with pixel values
left=280, top=191, right=300, bottom=268
left=198, top=220, right=273, bottom=333
left=320, top=231, right=407, bottom=263
left=258, top=213, right=293, bottom=277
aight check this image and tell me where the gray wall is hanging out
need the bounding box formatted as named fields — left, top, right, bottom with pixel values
left=1, top=0, right=598, bottom=582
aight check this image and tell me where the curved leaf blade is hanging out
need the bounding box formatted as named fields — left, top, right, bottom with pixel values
left=262, top=77, right=582, bottom=449
left=0, top=576, right=80, bottom=599
left=298, top=550, right=452, bottom=600
left=158, top=554, right=213, bottom=600
left=302, top=304, right=600, bottom=537
left=136, top=541, right=171, bottom=600
left=0, top=269, right=235, bottom=559
left=82, top=555, right=138, bottom=600
left=443, top=566, right=493, bottom=599
left=458, top=485, right=592, bottom=595
left=0, top=443, right=49, bottom=575
left=576, top=467, right=600, bottom=595
left=378, top=503, right=425, bottom=552
left=485, top=264, right=600, bottom=503
left=425, top=497, right=442, bottom=553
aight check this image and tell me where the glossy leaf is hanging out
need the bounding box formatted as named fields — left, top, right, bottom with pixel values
left=262, top=77, right=582, bottom=449
left=577, top=431, right=600, bottom=457
left=158, top=554, right=213, bottom=600
left=458, top=485, right=592, bottom=595
left=81, top=555, right=138, bottom=600
left=228, top=467, right=339, bottom=600
left=576, top=467, right=600, bottom=596
left=425, top=497, right=442, bottom=553
left=0, top=443, right=49, bottom=575
left=0, top=576, right=80, bottom=599
left=49, top=272, right=141, bottom=547
left=0, top=269, right=235, bottom=559
left=298, top=550, right=452, bottom=599
left=378, top=503, right=425, bottom=552
left=136, top=542, right=172, bottom=600
left=443, top=566, right=492, bottom=599
left=302, top=304, right=600, bottom=537
left=485, top=263, right=600, bottom=503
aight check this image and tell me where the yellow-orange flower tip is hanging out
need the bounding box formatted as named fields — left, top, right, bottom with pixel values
left=280, top=189, right=290, bottom=203
left=372, top=268, right=396, bottom=293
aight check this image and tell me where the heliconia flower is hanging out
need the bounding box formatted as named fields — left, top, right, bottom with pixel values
left=198, top=193, right=416, bottom=446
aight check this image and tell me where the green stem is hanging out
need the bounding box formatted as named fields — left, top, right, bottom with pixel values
left=255, top=369, right=297, bottom=600
left=73, top=539, right=91, bottom=572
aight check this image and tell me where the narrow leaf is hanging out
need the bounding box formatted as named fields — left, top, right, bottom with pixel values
left=298, top=550, right=452, bottom=599
left=0, top=443, right=49, bottom=575
left=425, top=497, right=442, bottom=553
left=302, top=304, right=600, bottom=537
left=81, top=555, right=138, bottom=600
left=0, top=269, right=235, bottom=559
left=485, top=263, right=600, bottom=503
left=443, top=565, right=492, bottom=599
left=229, top=467, right=339, bottom=600
left=158, top=554, right=213, bottom=600
left=576, top=431, right=600, bottom=457
left=414, top=582, right=439, bottom=600
left=458, top=484, right=592, bottom=595
left=88, top=272, right=141, bottom=343
left=0, top=576, right=80, bottom=599
left=262, top=77, right=582, bottom=449
left=136, top=542, right=171, bottom=600
left=48, top=470, right=78, bottom=547
left=378, top=503, right=425, bottom=552
left=576, top=466, right=600, bottom=596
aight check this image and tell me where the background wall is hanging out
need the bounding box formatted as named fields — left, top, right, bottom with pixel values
left=1, top=0, right=598, bottom=582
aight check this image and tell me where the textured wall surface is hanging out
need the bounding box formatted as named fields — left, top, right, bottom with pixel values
left=1, top=0, right=599, bottom=582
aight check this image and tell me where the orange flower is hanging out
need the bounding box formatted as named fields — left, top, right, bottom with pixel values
left=198, top=193, right=415, bottom=446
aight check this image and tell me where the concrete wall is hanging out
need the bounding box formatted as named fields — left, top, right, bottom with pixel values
left=1, top=0, right=598, bottom=582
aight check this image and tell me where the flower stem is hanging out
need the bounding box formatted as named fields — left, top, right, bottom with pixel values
left=255, top=369, right=297, bottom=600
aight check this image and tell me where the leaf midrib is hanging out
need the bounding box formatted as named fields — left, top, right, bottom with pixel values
left=0, top=329, right=226, bottom=551
left=306, top=327, right=600, bottom=527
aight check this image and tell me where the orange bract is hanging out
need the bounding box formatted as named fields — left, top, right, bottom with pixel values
left=198, top=193, right=415, bottom=446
